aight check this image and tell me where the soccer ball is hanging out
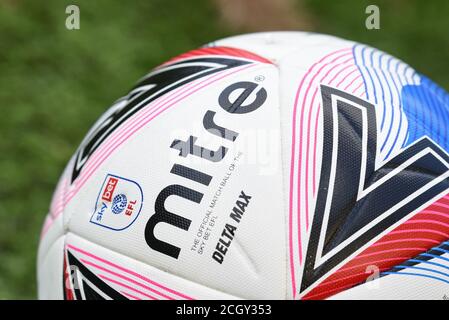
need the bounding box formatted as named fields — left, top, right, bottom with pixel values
left=38, top=32, right=449, bottom=300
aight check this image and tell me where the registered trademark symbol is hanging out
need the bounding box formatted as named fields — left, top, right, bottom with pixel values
left=254, top=75, right=265, bottom=82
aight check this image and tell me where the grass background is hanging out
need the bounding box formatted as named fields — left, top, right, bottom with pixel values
left=0, top=0, right=448, bottom=299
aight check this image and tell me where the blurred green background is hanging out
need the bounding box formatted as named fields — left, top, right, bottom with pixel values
left=0, top=0, right=448, bottom=299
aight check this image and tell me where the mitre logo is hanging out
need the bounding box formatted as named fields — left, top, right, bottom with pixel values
left=145, top=80, right=267, bottom=259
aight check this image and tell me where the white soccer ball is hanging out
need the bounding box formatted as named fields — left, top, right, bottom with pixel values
left=38, top=32, right=449, bottom=300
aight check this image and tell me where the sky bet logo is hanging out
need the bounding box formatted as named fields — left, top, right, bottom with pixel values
left=101, top=177, right=118, bottom=202
left=91, top=174, right=143, bottom=231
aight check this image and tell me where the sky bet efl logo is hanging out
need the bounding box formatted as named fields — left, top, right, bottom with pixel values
left=90, top=174, right=143, bottom=231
